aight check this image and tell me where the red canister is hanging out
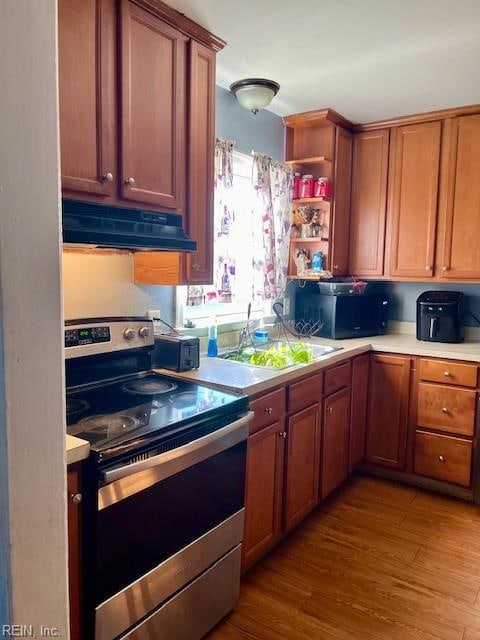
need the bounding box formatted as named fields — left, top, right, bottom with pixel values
left=314, top=177, right=333, bottom=198
left=299, top=174, right=314, bottom=199
left=292, top=172, right=301, bottom=199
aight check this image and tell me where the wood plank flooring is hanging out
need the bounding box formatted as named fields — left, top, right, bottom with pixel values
left=206, top=474, right=480, bottom=640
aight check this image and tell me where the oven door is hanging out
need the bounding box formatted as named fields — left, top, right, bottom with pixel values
left=94, top=412, right=251, bottom=640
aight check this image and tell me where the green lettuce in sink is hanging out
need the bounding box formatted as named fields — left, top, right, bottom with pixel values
left=233, top=342, right=314, bottom=368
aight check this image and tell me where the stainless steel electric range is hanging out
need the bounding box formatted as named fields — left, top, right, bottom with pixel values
left=65, top=317, right=251, bottom=640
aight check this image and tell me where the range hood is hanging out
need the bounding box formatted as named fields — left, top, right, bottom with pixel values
left=62, top=199, right=197, bottom=252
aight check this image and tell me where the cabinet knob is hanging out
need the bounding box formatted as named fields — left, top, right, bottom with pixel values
left=192, top=262, right=200, bottom=272
left=326, top=406, right=333, bottom=413
left=425, top=265, right=432, bottom=271
left=278, top=431, right=287, bottom=439
left=70, top=493, right=82, bottom=505
left=442, top=266, right=449, bottom=272
left=124, top=177, right=136, bottom=187
left=438, top=455, right=446, bottom=463
left=264, top=407, right=273, bottom=415
left=443, top=371, right=451, bottom=377
left=333, top=265, right=339, bottom=271
left=441, top=407, right=449, bottom=414
left=102, top=171, right=114, bottom=183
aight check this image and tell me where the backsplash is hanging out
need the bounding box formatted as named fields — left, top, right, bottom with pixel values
left=62, top=252, right=175, bottom=322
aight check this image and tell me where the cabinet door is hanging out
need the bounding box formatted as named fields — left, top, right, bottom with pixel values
left=322, top=387, right=350, bottom=499
left=442, top=115, right=480, bottom=279
left=243, top=422, right=285, bottom=569
left=184, top=41, right=216, bottom=284
left=284, top=404, right=320, bottom=530
left=388, top=121, right=441, bottom=278
left=67, top=465, right=82, bottom=640
left=120, top=0, right=187, bottom=210
left=349, top=130, right=389, bottom=276
left=58, top=0, right=116, bottom=197
left=330, top=127, right=353, bottom=276
left=349, top=354, right=369, bottom=471
left=366, top=354, right=411, bottom=469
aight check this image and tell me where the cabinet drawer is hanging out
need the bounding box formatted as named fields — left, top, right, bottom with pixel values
left=414, top=430, right=472, bottom=487
left=249, top=388, right=285, bottom=434
left=419, top=358, right=477, bottom=388
left=288, top=373, right=323, bottom=414
left=324, top=361, right=351, bottom=396
left=417, top=382, right=476, bottom=436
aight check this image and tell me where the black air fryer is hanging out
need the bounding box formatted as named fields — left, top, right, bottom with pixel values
left=416, top=291, right=464, bottom=343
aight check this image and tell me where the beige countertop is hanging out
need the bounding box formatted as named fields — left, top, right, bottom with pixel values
left=66, top=434, right=90, bottom=465
left=155, top=330, right=480, bottom=396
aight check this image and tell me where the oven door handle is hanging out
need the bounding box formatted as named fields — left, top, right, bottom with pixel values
left=98, top=411, right=253, bottom=510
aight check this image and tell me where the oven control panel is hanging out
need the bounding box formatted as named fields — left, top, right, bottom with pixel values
left=65, top=326, right=111, bottom=348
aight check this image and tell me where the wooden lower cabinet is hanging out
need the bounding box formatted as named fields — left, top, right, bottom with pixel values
left=67, top=464, right=83, bottom=640
left=284, top=403, right=321, bottom=530
left=349, top=354, right=369, bottom=471
left=243, top=421, right=285, bottom=568
left=321, top=387, right=350, bottom=499
left=366, top=353, right=411, bottom=469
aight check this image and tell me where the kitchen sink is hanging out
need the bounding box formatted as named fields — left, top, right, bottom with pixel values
left=217, top=341, right=343, bottom=370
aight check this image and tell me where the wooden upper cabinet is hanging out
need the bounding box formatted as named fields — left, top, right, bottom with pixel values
left=284, top=403, right=320, bottom=530
left=441, top=115, right=480, bottom=279
left=366, top=353, right=411, bottom=470
left=58, top=0, right=116, bottom=197
left=184, top=41, right=216, bottom=284
left=349, top=130, right=389, bottom=276
left=120, top=0, right=187, bottom=211
left=387, top=121, right=441, bottom=278
left=330, top=127, right=353, bottom=276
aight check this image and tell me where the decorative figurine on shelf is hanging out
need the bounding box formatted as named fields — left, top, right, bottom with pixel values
left=290, top=223, right=300, bottom=238
left=293, top=249, right=310, bottom=276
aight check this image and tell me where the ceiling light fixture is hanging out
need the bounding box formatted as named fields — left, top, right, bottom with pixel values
left=229, top=78, right=280, bottom=115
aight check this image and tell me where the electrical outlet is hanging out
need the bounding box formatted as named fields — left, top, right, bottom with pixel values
left=147, top=309, right=161, bottom=320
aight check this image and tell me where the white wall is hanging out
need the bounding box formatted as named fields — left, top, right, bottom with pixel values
left=63, top=252, right=175, bottom=323
left=0, top=0, right=69, bottom=634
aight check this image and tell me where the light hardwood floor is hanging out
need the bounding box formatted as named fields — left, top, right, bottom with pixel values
left=207, top=474, right=480, bottom=640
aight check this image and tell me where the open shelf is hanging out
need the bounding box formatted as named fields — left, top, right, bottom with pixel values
left=286, top=155, right=332, bottom=166
left=292, top=196, right=331, bottom=205
left=291, top=237, right=329, bottom=243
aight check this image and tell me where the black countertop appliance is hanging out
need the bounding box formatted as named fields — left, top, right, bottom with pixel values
left=416, top=291, right=464, bottom=343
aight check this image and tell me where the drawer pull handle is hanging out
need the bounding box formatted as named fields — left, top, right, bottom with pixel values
left=438, top=455, right=446, bottom=463
left=70, top=493, right=82, bottom=504
left=278, top=431, right=287, bottom=439
left=443, top=371, right=451, bottom=377
left=264, top=407, right=273, bottom=415
left=441, top=407, right=449, bottom=414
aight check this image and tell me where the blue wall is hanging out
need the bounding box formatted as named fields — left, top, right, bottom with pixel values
left=215, top=86, right=285, bottom=161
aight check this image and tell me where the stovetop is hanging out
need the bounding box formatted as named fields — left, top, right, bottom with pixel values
left=66, top=372, right=248, bottom=458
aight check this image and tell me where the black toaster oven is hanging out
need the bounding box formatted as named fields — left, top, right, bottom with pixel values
left=153, top=334, right=200, bottom=371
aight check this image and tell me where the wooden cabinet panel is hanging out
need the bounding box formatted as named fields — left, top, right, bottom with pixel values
left=330, top=127, right=353, bottom=276
left=349, top=130, right=389, bottom=276
left=284, top=404, right=320, bottom=530
left=417, top=382, right=476, bottom=437
left=388, top=121, right=441, bottom=278
left=243, top=421, right=285, bottom=568
left=184, top=41, right=216, bottom=284
left=414, top=430, right=472, bottom=487
left=349, top=354, right=369, bottom=471
left=442, top=115, right=480, bottom=278
left=366, top=354, right=411, bottom=469
left=120, top=0, right=187, bottom=210
left=324, top=361, right=351, bottom=396
left=249, top=388, right=286, bottom=435
left=321, top=387, right=350, bottom=499
left=67, top=465, right=82, bottom=640
left=288, top=373, right=322, bottom=414
left=419, top=358, right=478, bottom=388
left=59, top=0, right=116, bottom=197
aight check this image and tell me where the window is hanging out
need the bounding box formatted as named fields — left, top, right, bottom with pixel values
left=177, top=151, right=272, bottom=327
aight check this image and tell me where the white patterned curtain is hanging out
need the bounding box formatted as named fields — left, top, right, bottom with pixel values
left=252, top=153, right=293, bottom=301
left=187, top=138, right=235, bottom=305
